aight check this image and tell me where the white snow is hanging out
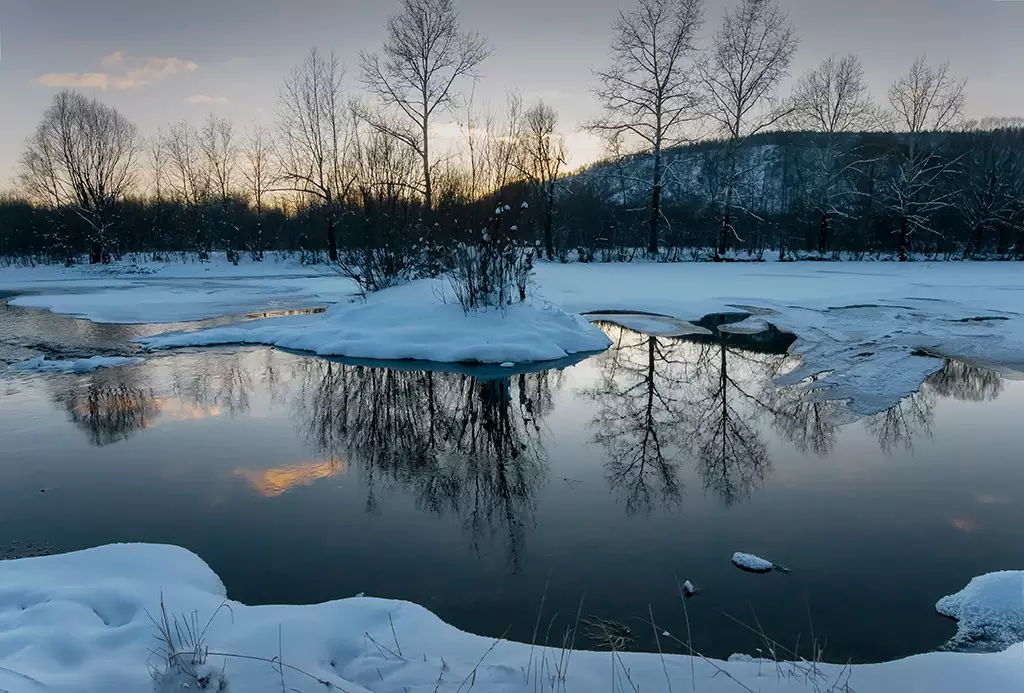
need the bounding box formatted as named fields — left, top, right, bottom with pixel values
left=0, top=544, right=1021, bottom=693
left=4, top=258, right=1024, bottom=413
left=9, top=355, right=143, bottom=374
left=137, top=279, right=612, bottom=364
left=732, top=552, right=775, bottom=573
left=936, top=571, right=1024, bottom=652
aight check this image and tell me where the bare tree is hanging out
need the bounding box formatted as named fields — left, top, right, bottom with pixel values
left=889, top=56, right=967, bottom=144
left=360, top=0, right=490, bottom=212
left=517, top=102, right=568, bottom=260
left=587, top=0, right=704, bottom=255
left=242, top=124, right=275, bottom=215
left=277, top=47, right=353, bottom=261
left=198, top=115, right=238, bottom=202
left=790, top=54, right=880, bottom=253
left=162, top=121, right=211, bottom=207
left=885, top=56, right=968, bottom=259
left=792, top=54, right=878, bottom=135
left=697, top=0, right=797, bottom=259
left=19, top=90, right=139, bottom=263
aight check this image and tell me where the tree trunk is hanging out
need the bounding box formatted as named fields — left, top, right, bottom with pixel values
left=649, top=145, right=662, bottom=256
left=544, top=186, right=555, bottom=261
left=422, top=121, right=432, bottom=213
left=89, top=242, right=103, bottom=265
left=898, top=217, right=909, bottom=262
left=717, top=206, right=731, bottom=260
left=819, top=210, right=829, bottom=255
left=969, top=222, right=984, bottom=259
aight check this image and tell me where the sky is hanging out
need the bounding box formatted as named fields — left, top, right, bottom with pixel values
left=1, top=0, right=1023, bottom=187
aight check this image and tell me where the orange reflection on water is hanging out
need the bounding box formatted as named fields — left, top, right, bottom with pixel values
left=235, top=458, right=347, bottom=497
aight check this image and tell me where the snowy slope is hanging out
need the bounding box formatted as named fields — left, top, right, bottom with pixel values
left=0, top=544, right=1022, bottom=693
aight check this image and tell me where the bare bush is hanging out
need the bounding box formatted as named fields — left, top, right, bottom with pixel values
left=447, top=202, right=536, bottom=312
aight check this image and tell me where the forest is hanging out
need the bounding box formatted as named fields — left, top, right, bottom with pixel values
left=2, top=0, right=1022, bottom=272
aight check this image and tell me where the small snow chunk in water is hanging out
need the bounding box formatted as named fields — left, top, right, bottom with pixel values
left=11, top=355, right=143, bottom=374
left=682, top=580, right=697, bottom=597
left=732, top=552, right=774, bottom=573
left=500, top=362, right=515, bottom=368
left=936, top=571, right=1024, bottom=652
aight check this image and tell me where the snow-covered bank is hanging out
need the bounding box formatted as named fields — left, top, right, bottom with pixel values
left=8, top=355, right=143, bottom=373
left=139, top=279, right=612, bottom=364
left=936, top=571, right=1024, bottom=652
left=0, top=544, right=1021, bottom=693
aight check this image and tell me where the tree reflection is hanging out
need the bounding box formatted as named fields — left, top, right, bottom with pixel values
left=53, top=375, right=159, bottom=447
left=293, top=360, right=555, bottom=567
left=924, top=360, right=1003, bottom=402
left=579, top=328, right=687, bottom=513
left=582, top=324, right=789, bottom=510
left=581, top=320, right=1007, bottom=510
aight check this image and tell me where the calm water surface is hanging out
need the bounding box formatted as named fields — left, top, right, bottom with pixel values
left=2, top=299, right=1023, bottom=663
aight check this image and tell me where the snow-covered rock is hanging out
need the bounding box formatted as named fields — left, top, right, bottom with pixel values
left=732, top=552, right=775, bottom=573
left=9, top=355, right=143, bottom=373
left=937, top=571, right=1024, bottom=652
left=139, top=279, right=612, bottom=365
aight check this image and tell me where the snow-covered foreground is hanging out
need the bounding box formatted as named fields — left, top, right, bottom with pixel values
left=937, top=571, right=1024, bottom=652
left=0, top=544, right=1021, bottom=693
left=3, top=258, right=1024, bottom=413
left=139, top=278, right=611, bottom=364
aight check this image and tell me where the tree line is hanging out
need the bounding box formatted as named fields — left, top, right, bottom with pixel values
left=2, top=0, right=1022, bottom=268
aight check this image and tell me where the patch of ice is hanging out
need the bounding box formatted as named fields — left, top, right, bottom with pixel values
left=718, top=317, right=771, bottom=335
left=732, top=552, right=775, bottom=573
left=586, top=311, right=713, bottom=338
left=10, top=355, right=143, bottom=374
left=500, top=362, right=516, bottom=368
left=139, top=278, right=612, bottom=365
left=936, top=571, right=1024, bottom=652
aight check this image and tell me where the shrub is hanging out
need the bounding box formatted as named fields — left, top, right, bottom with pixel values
left=447, top=202, right=536, bottom=312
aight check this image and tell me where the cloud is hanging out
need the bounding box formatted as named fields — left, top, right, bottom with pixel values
left=101, top=51, right=125, bottom=68
left=223, top=57, right=251, bottom=68
left=186, top=94, right=230, bottom=105
left=36, top=72, right=111, bottom=90
left=35, top=54, right=198, bottom=91
left=111, top=57, right=198, bottom=89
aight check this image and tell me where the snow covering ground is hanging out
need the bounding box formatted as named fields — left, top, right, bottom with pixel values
left=138, top=278, right=612, bottom=364
left=0, top=544, right=1021, bottom=693
left=731, top=552, right=776, bottom=573
left=3, top=257, right=1024, bottom=413
left=7, top=355, right=143, bottom=374
left=936, top=571, right=1024, bottom=652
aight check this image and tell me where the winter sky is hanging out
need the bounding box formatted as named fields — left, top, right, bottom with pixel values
left=1, top=0, right=1022, bottom=185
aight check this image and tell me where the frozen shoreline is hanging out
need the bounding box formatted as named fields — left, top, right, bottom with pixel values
left=0, top=543, right=1020, bottom=693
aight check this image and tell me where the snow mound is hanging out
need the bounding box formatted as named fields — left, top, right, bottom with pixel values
left=936, top=571, right=1024, bottom=652
left=10, top=355, right=143, bottom=373
left=732, top=552, right=775, bottom=573
left=139, top=279, right=612, bottom=364
left=0, top=544, right=1023, bottom=693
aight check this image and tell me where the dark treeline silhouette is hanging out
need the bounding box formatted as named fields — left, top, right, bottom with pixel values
left=4, top=0, right=1022, bottom=266
left=5, top=126, right=1024, bottom=264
